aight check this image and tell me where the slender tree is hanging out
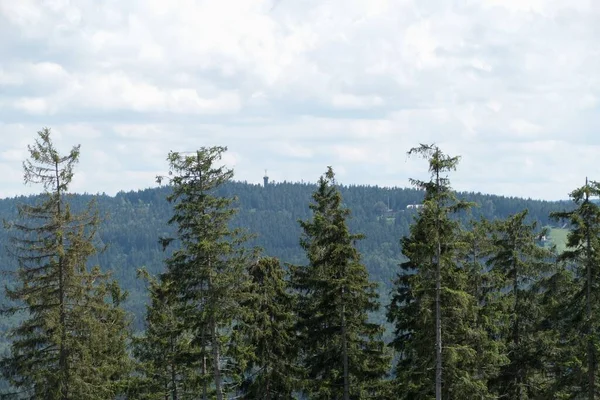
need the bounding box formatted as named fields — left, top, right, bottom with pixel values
left=130, top=270, right=202, bottom=400
left=549, top=179, right=600, bottom=398
left=458, top=220, right=508, bottom=394
left=0, top=128, right=130, bottom=400
left=535, top=255, right=579, bottom=399
left=388, top=144, right=491, bottom=399
left=291, top=167, right=390, bottom=400
left=486, top=210, right=555, bottom=398
left=232, top=257, right=299, bottom=399
left=159, top=147, right=251, bottom=399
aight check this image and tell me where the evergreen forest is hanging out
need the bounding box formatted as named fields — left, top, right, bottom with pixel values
left=3, top=130, right=600, bottom=399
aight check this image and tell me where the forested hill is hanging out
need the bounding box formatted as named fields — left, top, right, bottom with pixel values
left=0, top=181, right=571, bottom=329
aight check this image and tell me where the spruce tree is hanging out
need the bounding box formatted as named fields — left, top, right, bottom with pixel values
left=233, top=257, right=299, bottom=399
left=549, top=179, right=600, bottom=398
left=130, top=271, right=201, bottom=400
left=159, top=147, right=250, bottom=399
left=536, top=255, right=579, bottom=399
left=486, top=210, right=555, bottom=398
left=459, top=220, right=508, bottom=393
left=387, top=144, right=491, bottom=399
left=291, top=167, right=390, bottom=400
left=0, top=128, right=130, bottom=400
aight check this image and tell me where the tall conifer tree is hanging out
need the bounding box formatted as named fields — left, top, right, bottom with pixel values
left=233, top=257, right=299, bottom=399
left=388, top=144, right=491, bottom=399
left=458, top=220, right=508, bottom=394
left=0, top=129, right=130, bottom=400
left=549, top=179, right=600, bottom=398
left=486, top=210, right=555, bottom=398
left=159, top=147, right=250, bottom=400
left=291, top=167, right=390, bottom=400
left=130, top=271, right=201, bottom=400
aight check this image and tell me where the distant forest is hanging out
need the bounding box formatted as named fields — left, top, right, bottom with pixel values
left=5, top=132, right=600, bottom=400
left=0, top=179, right=570, bottom=331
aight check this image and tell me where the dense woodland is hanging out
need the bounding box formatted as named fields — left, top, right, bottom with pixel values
left=3, top=130, right=600, bottom=399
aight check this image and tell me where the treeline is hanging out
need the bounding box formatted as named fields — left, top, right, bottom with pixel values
left=0, top=166, right=570, bottom=332
left=1, top=130, right=598, bottom=399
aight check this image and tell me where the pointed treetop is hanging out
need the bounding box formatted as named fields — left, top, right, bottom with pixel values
left=408, top=143, right=461, bottom=174
left=23, top=127, right=80, bottom=193
left=325, top=166, right=335, bottom=182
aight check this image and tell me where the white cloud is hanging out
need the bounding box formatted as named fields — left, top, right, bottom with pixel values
left=29, top=62, right=69, bottom=81
left=8, top=71, right=242, bottom=115
left=332, top=145, right=372, bottom=163
left=331, top=94, right=384, bottom=109
left=273, top=142, right=315, bottom=159
left=1, top=0, right=600, bottom=200
left=0, top=149, right=25, bottom=162
left=403, top=20, right=439, bottom=69
left=55, top=124, right=103, bottom=139
left=0, top=0, right=43, bottom=27
left=0, top=68, right=22, bottom=85
left=510, top=119, right=543, bottom=137
left=14, top=98, right=52, bottom=114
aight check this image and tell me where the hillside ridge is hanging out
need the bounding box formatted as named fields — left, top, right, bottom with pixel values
left=0, top=181, right=573, bottom=331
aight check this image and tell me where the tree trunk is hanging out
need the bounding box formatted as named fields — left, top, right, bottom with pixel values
left=211, top=318, right=223, bottom=400
left=266, top=315, right=272, bottom=400
left=202, top=333, right=208, bottom=400
left=206, top=252, right=222, bottom=400
left=56, top=163, right=69, bottom=400
left=435, top=240, right=442, bottom=400
left=164, top=368, right=169, bottom=400
left=513, top=256, right=522, bottom=400
left=435, top=163, right=442, bottom=400
left=201, top=283, right=208, bottom=400
left=586, top=179, right=595, bottom=400
left=342, top=293, right=350, bottom=400
left=171, top=362, right=178, bottom=400
left=169, top=334, right=178, bottom=400
left=265, top=363, right=271, bottom=400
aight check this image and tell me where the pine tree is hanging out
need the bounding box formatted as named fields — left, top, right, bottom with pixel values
left=130, top=270, right=201, bottom=400
left=458, top=220, right=508, bottom=394
left=486, top=210, right=555, bottom=398
left=159, top=147, right=251, bottom=399
left=536, top=256, right=579, bottom=399
left=291, top=167, right=390, bottom=400
left=549, top=179, right=600, bottom=398
left=233, top=257, right=299, bottom=399
left=387, top=144, right=491, bottom=399
left=0, top=128, right=130, bottom=400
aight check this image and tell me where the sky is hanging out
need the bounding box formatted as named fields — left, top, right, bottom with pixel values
left=1, top=0, right=599, bottom=201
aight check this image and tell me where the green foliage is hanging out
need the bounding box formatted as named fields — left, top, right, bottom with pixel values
left=291, top=167, right=390, bottom=400
left=486, top=210, right=556, bottom=398
left=129, top=270, right=202, bottom=400
left=547, top=180, right=600, bottom=398
left=0, top=179, right=571, bottom=336
left=158, top=147, right=252, bottom=399
left=0, top=129, right=130, bottom=400
left=0, top=133, right=595, bottom=398
left=388, top=144, right=494, bottom=399
left=458, top=221, right=508, bottom=393
left=232, top=257, right=300, bottom=399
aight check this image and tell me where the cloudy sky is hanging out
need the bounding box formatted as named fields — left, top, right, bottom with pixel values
left=0, top=0, right=599, bottom=201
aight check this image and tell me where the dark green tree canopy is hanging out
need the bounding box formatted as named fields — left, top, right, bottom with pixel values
left=292, top=166, right=390, bottom=400
left=1, top=128, right=130, bottom=400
